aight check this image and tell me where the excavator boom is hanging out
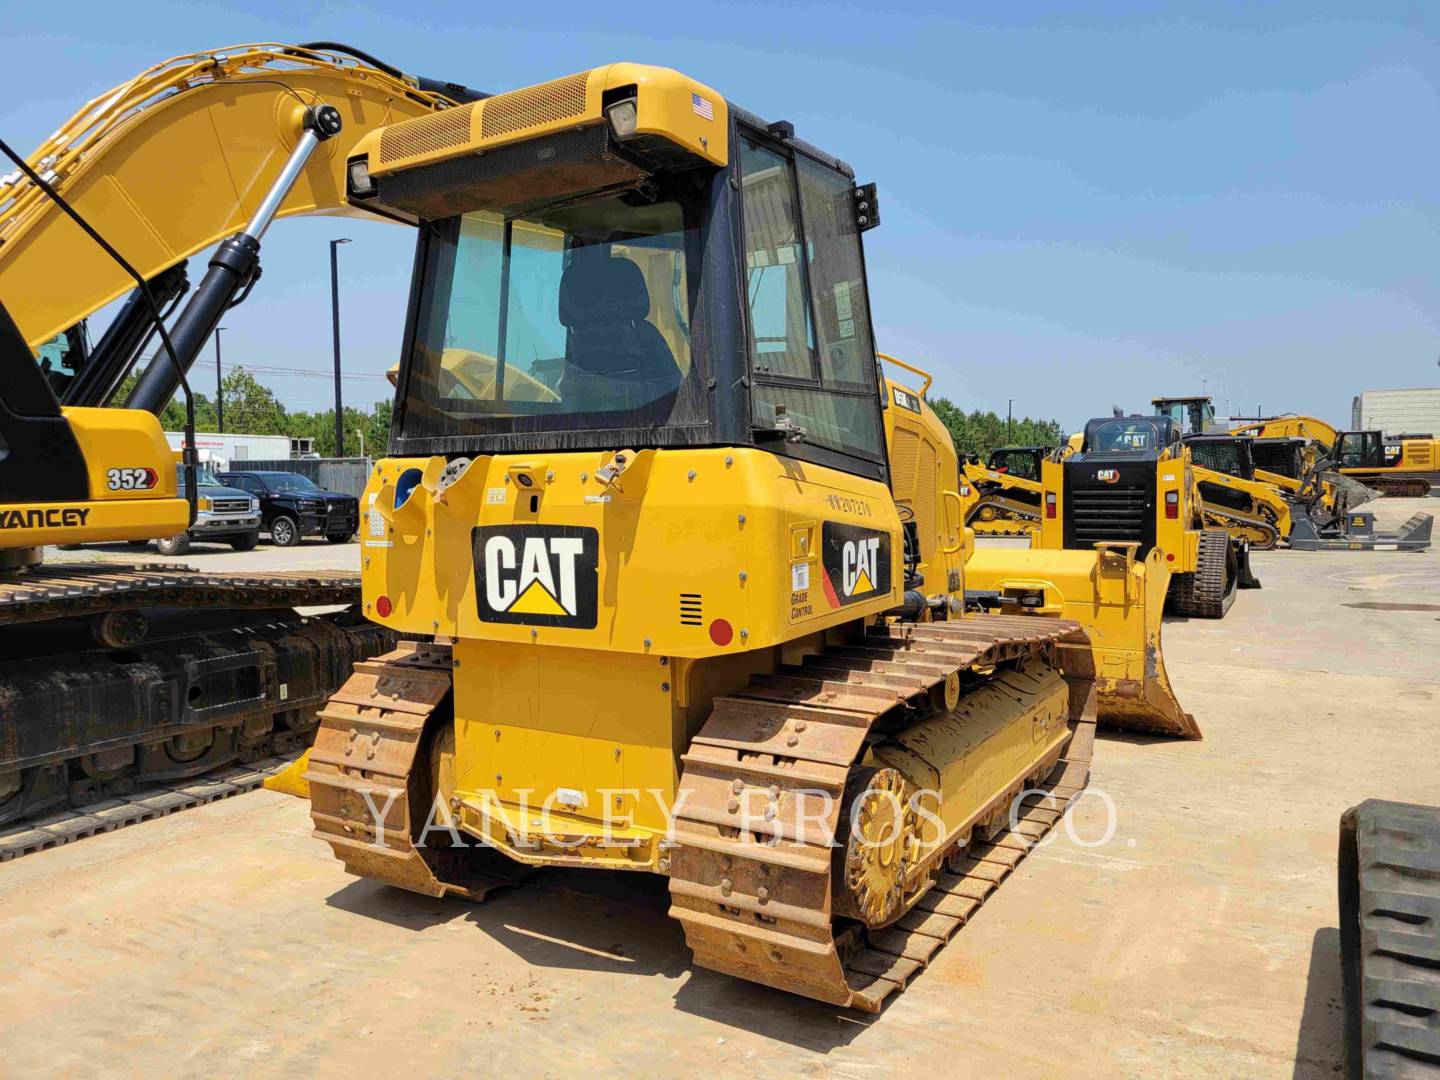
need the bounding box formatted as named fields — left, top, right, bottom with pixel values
left=1, top=43, right=477, bottom=354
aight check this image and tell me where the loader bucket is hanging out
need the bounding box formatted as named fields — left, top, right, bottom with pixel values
left=964, top=544, right=1200, bottom=739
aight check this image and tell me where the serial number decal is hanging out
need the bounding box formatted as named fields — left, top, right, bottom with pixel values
left=0, top=507, right=91, bottom=529
left=106, top=467, right=159, bottom=491
left=825, top=494, right=874, bottom=517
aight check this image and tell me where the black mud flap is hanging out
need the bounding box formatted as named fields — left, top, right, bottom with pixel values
left=1339, top=799, right=1440, bottom=1078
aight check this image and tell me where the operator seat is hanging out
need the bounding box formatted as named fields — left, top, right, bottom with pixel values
left=557, top=253, right=680, bottom=410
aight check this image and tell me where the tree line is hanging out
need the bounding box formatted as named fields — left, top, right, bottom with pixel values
left=118, top=367, right=392, bottom=458
left=117, top=367, right=1064, bottom=465
left=927, top=396, right=1066, bottom=460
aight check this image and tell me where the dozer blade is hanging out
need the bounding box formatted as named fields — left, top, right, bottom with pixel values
left=964, top=545, right=1200, bottom=739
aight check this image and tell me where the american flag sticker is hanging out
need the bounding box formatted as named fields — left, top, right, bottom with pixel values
left=691, top=93, right=714, bottom=121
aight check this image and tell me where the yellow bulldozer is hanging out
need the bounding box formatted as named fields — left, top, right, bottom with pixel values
left=293, top=62, right=1199, bottom=1013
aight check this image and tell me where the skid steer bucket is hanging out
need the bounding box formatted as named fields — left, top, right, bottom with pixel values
left=965, top=543, right=1200, bottom=739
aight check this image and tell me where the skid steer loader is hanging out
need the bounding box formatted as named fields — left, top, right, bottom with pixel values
left=296, top=63, right=1199, bottom=1013
left=1030, top=416, right=1259, bottom=617
left=957, top=446, right=1050, bottom=537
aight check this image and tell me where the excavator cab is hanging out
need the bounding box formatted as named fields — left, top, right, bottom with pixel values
left=1334, top=430, right=1387, bottom=469
left=1151, top=395, right=1215, bottom=436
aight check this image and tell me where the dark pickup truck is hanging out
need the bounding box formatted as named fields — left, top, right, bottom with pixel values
left=217, top=470, right=359, bottom=547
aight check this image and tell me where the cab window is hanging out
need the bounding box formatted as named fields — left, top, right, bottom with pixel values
left=740, top=134, right=883, bottom=465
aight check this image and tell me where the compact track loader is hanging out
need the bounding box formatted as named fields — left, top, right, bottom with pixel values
left=1029, top=416, right=1257, bottom=618
left=958, top=446, right=1050, bottom=537
left=293, top=63, right=1206, bottom=1012
left=1182, top=435, right=1290, bottom=549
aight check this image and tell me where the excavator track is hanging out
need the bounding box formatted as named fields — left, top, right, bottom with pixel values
left=1169, top=529, right=1236, bottom=619
left=668, top=613, right=1097, bottom=1012
left=0, top=564, right=394, bottom=829
left=0, top=563, right=367, bottom=624
left=1371, top=477, right=1434, bottom=499
left=306, top=640, right=524, bottom=901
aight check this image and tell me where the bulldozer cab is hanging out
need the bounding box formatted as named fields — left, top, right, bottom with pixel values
left=357, top=69, right=889, bottom=485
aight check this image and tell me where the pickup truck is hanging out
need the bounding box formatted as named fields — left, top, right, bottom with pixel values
left=153, top=466, right=262, bottom=555
left=218, top=470, right=359, bottom=547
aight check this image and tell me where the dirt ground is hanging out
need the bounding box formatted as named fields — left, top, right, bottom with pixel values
left=5, top=497, right=1437, bottom=1078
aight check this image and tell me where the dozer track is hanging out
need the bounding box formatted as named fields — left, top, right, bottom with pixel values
left=1169, top=530, right=1237, bottom=619
left=308, top=620, right=1097, bottom=1013
left=306, top=641, right=523, bottom=901
left=667, top=613, right=1097, bottom=1012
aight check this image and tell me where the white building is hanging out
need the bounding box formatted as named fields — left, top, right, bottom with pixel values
left=164, top=431, right=297, bottom=470
left=1351, top=388, right=1440, bottom=436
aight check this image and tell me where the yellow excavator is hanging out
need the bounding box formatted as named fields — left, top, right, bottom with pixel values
left=0, top=43, right=484, bottom=832
left=1233, top=415, right=1437, bottom=498
left=297, top=62, right=1199, bottom=1014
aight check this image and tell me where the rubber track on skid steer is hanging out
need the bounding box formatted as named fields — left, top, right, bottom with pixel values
left=1196, top=502, right=1281, bottom=551
left=667, top=614, right=1098, bottom=1013
left=306, top=641, right=523, bottom=901
left=0, top=564, right=363, bottom=624
left=1169, top=530, right=1235, bottom=619
left=0, top=755, right=298, bottom=862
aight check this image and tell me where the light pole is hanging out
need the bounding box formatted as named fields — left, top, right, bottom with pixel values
left=330, top=238, right=351, bottom=456
left=354, top=428, right=365, bottom=461
left=1007, top=399, right=1013, bottom=443
left=214, top=326, right=226, bottom=432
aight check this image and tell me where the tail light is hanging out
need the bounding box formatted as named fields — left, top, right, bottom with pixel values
left=1165, top=491, right=1179, bottom=519
left=1045, top=492, right=1057, bottom=519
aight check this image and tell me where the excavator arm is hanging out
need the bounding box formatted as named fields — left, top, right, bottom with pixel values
left=0, top=43, right=477, bottom=353
left=0, top=43, right=477, bottom=553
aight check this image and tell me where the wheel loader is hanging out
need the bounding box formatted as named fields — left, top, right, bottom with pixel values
left=0, top=43, right=486, bottom=830
left=296, top=62, right=1205, bottom=1013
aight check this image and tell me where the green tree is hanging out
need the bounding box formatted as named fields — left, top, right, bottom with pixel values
left=928, top=395, right=1065, bottom=461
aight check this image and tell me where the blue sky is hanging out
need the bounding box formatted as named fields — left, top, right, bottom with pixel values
left=4, top=1, right=1437, bottom=430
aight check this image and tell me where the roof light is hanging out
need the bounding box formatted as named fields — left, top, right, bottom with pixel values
left=606, top=98, right=638, bottom=139
left=347, top=157, right=375, bottom=198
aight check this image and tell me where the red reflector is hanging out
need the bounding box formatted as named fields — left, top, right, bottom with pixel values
left=1165, top=491, right=1179, bottom=519
left=708, top=619, right=734, bottom=646
left=1045, top=493, right=1057, bottom=520
left=1166, top=553, right=1175, bottom=562
left=375, top=595, right=393, bottom=617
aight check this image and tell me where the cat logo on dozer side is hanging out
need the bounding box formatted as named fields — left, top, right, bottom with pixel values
left=472, top=525, right=599, bottom=629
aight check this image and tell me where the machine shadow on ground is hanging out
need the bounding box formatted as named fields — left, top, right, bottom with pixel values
left=326, top=865, right=873, bottom=1052
left=1292, top=927, right=1343, bottom=1078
